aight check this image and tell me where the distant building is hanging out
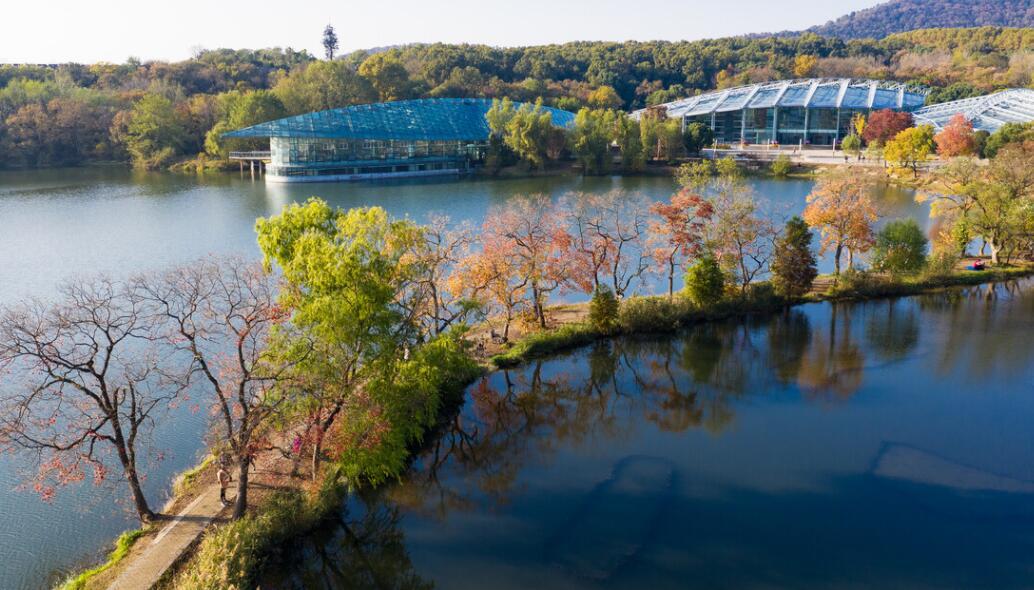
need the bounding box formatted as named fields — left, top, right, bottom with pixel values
left=913, top=89, right=1034, bottom=133
left=224, top=98, right=575, bottom=183
left=635, top=78, right=929, bottom=146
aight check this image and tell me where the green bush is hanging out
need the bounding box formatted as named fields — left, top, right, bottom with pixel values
left=923, top=251, right=959, bottom=280
left=872, top=219, right=929, bottom=275
left=589, top=285, right=620, bottom=334
left=684, top=255, right=725, bottom=307
left=618, top=296, right=684, bottom=333
left=771, top=154, right=793, bottom=177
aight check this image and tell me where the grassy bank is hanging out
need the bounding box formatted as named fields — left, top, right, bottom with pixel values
left=58, top=529, right=146, bottom=590
left=489, top=264, right=1034, bottom=368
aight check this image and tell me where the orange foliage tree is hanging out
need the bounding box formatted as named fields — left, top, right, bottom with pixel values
left=567, top=191, right=654, bottom=298
left=650, top=189, right=715, bottom=298
left=934, top=113, right=976, bottom=157
left=802, top=169, right=880, bottom=275
left=460, top=195, right=584, bottom=331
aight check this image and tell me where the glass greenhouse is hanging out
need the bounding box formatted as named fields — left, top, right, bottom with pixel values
left=913, top=89, right=1034, bottom=133
left=636, top=79, right=929, bottom=146
left=224, top=98, right=575, bottom=182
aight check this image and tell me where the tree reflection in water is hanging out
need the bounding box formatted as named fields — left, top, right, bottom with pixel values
left=262, top=492, right=433, bottom=589
left=265, top=279, right=1034, bottom=588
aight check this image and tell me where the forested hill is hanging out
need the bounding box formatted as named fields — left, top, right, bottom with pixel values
left=3, top=27, right=1034, bottom=170
left=806, top=0, right=1034, bottom=39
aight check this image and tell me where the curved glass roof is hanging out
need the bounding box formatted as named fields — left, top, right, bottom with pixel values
left=913, top=89, right=1034, bottom=133
left=636, top=79, right=929, bottom=119
left=223, top=98, right=575, bottom=141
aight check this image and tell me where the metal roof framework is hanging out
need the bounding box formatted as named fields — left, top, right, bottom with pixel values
left=635, top=79, right=929, bottom=119
left=913, top=89, right=1034, bottom=133
left=223, top=98, right=576, bottom=141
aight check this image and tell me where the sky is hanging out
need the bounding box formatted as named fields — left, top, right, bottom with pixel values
left=1, top=0, right=884, bottom=64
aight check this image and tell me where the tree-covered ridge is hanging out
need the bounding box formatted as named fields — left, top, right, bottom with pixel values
left=806, top=0, right=1034, bottom=40
left=3, top=28, right=1034, bottom=169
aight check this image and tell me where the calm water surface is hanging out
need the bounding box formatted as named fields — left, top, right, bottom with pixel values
left=0, top=167, right=930, bottom=588
left=269, top=281, right=1034, bottom=589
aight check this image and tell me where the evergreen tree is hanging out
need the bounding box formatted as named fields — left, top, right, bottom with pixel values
left=771, top=216, right=818, bottom=298
left=322, top=24, right=339, bottom=61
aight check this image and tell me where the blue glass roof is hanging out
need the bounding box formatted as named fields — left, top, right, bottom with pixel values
left=223, top=98, right=575, bottom=141
left=636, top=79, right=929, bottom=119
left=914, top=89, right=1034, bottom=133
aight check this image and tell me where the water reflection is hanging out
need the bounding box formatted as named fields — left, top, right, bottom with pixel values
left=268, top=280, right=1034, bottom=589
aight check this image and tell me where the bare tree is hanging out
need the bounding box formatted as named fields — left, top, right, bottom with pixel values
left=0, top=278, right=180, bottom=523
left=134, top=257, right=308, bottom=519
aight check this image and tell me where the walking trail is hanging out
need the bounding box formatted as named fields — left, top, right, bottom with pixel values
left=104, top=439, right=296, bottom=590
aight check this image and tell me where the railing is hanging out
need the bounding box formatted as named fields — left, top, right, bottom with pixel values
left=228, top=151, right=271, bottom=160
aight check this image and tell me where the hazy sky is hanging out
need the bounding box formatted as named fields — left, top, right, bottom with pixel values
left=2, top=0, right=883, bottom=64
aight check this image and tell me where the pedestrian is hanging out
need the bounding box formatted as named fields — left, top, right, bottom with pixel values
left=217, top=465, right=232, bottom=507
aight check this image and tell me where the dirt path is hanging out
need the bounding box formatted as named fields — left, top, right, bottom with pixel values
left=102, top=436, right=301, bottom=590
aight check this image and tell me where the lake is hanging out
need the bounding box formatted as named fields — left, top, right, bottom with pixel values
left=0, top=167, right=927, bottom=589
left=267, top=279, right=1034, bottom=589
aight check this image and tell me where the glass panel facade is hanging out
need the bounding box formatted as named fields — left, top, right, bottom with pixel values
left=743, top=108, right=775, bottom=144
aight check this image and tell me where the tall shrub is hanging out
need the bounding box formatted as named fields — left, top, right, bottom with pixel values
left=771, top=216, right=818, bottom=298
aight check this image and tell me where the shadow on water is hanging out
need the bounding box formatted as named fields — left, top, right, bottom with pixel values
left=262, top=279, right=1034, bottom=589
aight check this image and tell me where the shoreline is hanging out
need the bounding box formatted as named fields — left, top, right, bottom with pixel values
left=66, top=262, right=1034, bottom=589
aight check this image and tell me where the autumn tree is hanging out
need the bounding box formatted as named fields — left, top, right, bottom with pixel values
left=862, top=109, right=913, bottom=146
left=650, top=189, right=714, bottom=298
left=403, top=214, right=478, bottom=337
left=885, top=125, right=935, bottom=177
left=682, top=157, right=775, bottom=294
left=0, top=277, right=183, bottom=523
left=134, top=257, right=308, bottom=519
left=479, top=195, right=580, bottom=328
left=568, top=191, right=654, bottom=297
left=934, top=113, right=976, bottom=157
left=802, top=168, right=880, bottom=275
left=587, top=86, right=623, bottom=110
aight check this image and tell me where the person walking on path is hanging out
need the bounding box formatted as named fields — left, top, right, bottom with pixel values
left=217, top=465, right=232, bottom=507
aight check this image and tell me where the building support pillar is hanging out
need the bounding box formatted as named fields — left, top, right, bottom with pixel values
left=772, top=107, right=778, bottom=145
left=803, top=108, right=810, bottom=146
left=250, top=160, right=255, bottom=180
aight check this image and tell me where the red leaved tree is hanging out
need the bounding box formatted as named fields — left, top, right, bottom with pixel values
left=934, top=113, right=976, bottom=157
left=0, top=277, right=184, bottom=523
left=650, top=189, right=715, bottom=298
left=134, top=257, right=308, bottom=519
left=862, top=109, right=914, bottom=146
left=480, top=195, right=583, bottom=328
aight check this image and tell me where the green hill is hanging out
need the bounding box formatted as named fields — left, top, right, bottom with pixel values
left=807, top=0, right=1034, bottom=39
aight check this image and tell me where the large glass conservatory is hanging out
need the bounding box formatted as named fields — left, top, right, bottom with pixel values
left=636, top=79, right=929, bottom=146
left=913, top=89, right=1034, bottom=132
left=224, top=98, right=575, bottom=182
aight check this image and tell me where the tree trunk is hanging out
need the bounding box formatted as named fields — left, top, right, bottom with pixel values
left=125, top=465, right=156, bottom=523
left=990, top=240, right=1001, bottom=265
left=112, top=429, right=155, bottom=523
left=834, top=243, right=843, bottom=276
left=668, top=262, right=675, bottom=300
left=311, top=429, right=323, bottom=482
left=233, top=458, right=250, bottom=520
